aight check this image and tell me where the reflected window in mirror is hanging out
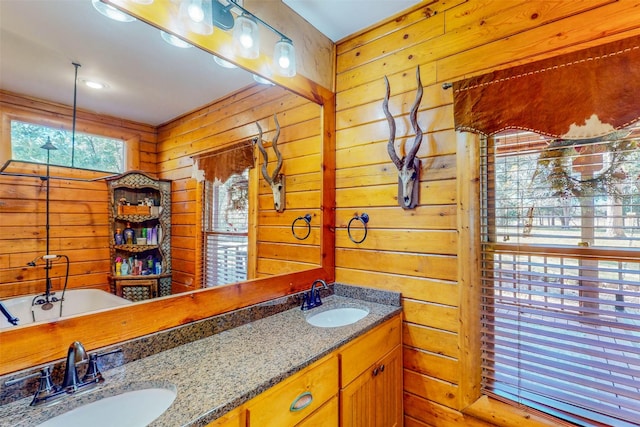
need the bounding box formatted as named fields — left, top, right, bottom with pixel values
left=203, top=170, right=249, bottom=286
left=10, top=120, right=124, bottom=173
left=197, top=140, right=255, bottom=287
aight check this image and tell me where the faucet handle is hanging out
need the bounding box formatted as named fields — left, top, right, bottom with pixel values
left=82, top=353, right=104, bottom=384
left=30, top=367, right=59, bottom=406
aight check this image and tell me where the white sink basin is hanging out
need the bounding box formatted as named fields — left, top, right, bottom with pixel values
left=306, top=306, right=369, bottom=328
left=36, top=387, right=176, bottom=427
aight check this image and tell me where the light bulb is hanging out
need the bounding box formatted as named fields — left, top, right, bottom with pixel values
left=278, top=55, right=290, bottom=69
left=240, top=26, right=254, bottom=49
left=187, top=0, right=204, bottom=22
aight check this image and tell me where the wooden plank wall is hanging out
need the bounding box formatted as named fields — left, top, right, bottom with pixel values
left=333, top=1, right=640, bottom=426
left=156, top=84, right=323, bottom=293
left=0, top=91, right=157, bottom=298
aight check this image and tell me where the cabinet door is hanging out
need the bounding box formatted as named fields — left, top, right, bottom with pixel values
left=340, top=365, right=375, bottom=427
left=340, top=345, right=403, bottom=427
left=373, top=345, right=402, bottom=427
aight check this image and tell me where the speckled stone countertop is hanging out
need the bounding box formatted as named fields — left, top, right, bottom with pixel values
left=0, top=286, right=401, bottom=427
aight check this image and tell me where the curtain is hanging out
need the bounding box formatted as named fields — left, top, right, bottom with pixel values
left=453, top=35, right=640, bottom=139
left=194, top=140, right=254, bottom=183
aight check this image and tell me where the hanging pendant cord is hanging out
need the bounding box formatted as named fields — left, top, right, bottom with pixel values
left=71, top=62, right=81, bottom=168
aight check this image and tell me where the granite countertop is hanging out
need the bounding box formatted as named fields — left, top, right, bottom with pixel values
left=1, top=290, right=401, bottom=427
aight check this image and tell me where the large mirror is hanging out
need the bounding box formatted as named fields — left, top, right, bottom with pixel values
left=0, top=0, right=334, bottom=374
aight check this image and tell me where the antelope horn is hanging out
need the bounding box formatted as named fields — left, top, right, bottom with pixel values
left=255, top=122, right=273, bottom=185
left=405, top=66, right=424, bottom=165
left=383, top=75, right=402, bottom=170
left=270, top=114, right=283, bottom=183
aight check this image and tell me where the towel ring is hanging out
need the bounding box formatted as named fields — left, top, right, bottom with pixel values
left=292, top=214, right=312, bottom=240
left=347, top=213, right=369, bottom=244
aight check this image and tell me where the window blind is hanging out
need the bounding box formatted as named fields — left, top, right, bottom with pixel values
left=203, top=170, right=249, bottom=287
left=481, top=128, right=640, bottom=426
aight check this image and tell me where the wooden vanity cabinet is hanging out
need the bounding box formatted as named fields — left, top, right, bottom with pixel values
left=339, top=315, right=403, bottom=427
left=206, top=314, right=402, bottom=427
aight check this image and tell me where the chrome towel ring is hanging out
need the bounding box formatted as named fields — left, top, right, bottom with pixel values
left=291, top=214, right=312, bottom=240
left=347, top=213, right=369, bottom=244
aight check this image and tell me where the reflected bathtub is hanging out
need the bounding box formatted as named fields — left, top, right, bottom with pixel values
left=0, top=289, right=132, bottom=329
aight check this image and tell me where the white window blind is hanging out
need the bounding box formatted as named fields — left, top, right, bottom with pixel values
left=481, top=128, right=640, bottom=426
left=203, top=170, right=248, bottom=287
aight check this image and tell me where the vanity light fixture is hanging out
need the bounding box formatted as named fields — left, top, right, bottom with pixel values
left=172, top=0, right=297, bottom=77
left=92, top=0, right=136, bottom=22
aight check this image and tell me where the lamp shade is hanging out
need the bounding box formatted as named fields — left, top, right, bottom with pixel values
left=233, top=14, right=259, bottom=59
left=273, top=39, right=296, bottom=77
left=179, top=0, right=213, bottom=35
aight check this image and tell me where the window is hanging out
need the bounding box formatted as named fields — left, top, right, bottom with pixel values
left=203, top=170, right=249, bottom=286
left=11, top=120, right=124, bottom=173
left=481, top=128, right=640, bottom=426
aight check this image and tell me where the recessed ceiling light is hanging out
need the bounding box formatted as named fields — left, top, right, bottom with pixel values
left=80, top=78, right=108, bottom=90
left=91, top=0, right=136, bottom=22
left=160, top=31, right=193, bottom=49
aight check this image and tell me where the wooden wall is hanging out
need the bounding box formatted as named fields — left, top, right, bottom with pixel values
left=333, top=1, right=640, bottom=426
left=0, top=91, right=157, bottom=298
left=156, top=84, right=323, bottom=293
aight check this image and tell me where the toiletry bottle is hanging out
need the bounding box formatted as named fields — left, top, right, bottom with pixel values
left=114, top=228, right=123, bottom=245
left=123, top=222, right=135, bottom=245
left=115, top=260, right=122, bottom=276
left=120, top=259, right=130, bottom=276
left=133, top=255, right=139, bottom=275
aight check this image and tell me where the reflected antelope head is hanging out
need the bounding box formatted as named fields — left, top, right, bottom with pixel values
left=383, top=66, right=424, bottom=209
left=256, top=114, right=285, bottom=212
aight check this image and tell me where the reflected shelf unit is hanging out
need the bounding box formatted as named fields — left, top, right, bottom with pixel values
left=106, top=171, right=171, bottom=301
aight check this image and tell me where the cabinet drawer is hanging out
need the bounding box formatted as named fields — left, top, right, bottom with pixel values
left=206, top=406, right=245, bottom=427
left=298, top=395, right=338, bottom=427
left=339, top=315, right=401, bottom=387
left=248, top=354, right=338, bottom=427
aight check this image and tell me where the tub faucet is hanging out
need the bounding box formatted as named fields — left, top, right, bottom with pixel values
left=301, top=279, right=329, bottom=310
left=0, top=301, right=19, bottom=325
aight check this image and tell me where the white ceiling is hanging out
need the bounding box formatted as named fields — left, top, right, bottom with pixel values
left=284, top=0, right=422, bottom=42
left=0, top=0, right=420, bottom=126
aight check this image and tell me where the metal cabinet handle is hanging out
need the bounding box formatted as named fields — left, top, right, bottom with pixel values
left=290, top=391, right=313, bottom=412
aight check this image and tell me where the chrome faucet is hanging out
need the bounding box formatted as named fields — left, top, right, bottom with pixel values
left=28, top=341, right=105, bottom=406
left=61, top=341, right=88, bottom=392
left=301, top=279, right=329, bottom=310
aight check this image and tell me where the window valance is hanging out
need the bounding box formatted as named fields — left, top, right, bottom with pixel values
left=194, top=140, right=254, bottom=183
left=453, top=35, right=640, bottom=139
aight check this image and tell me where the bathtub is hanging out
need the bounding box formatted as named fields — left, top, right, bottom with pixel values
left=0, top=289, right=132, bottom=329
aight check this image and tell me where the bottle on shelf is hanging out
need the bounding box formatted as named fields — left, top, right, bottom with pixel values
left=123, top=222, right=135, bottom=245
left=114, top=228, right=123, bottom=245
left=120, top=259, right=130, bottom=276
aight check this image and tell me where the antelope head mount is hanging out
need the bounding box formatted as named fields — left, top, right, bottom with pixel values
left=256, top=114, right=285, bottom=212
left=383, top=66, right=424, bottom=209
